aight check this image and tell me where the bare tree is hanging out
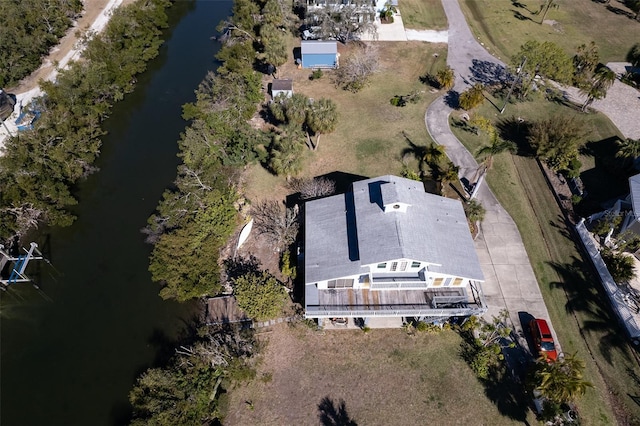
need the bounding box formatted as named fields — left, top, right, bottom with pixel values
left=288, top=177, right=336, bottom=199
left=333, top=43, right=380, bottom=92
left=306, top=2, right=376, bottom=43
left=251, top=200, right=299, bottom=251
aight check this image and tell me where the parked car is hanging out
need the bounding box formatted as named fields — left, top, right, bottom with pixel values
left=529, top=318, right=558, bottom=362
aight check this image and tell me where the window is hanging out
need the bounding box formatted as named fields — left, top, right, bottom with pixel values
left=399, top=261, right=407, bottom=271
left=411, top=261, right=421, bottom=268
left=377, top=263, right=387, bottom=269
left=328, top=279, right=354, bottom=288
left=453, top=278, right=463, bottom=286
left=444, top=278, right=452, bottom=287
left=390, top=262, right=398, bottom=271
left=433, top=278, right=444, bottom=287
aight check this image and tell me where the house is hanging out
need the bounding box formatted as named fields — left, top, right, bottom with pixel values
left=301, top=41, right=339, bottom=69
left=620, top=173, right=640, bottom=236
left=304, top=175, right=487, bottom=328
left=271, top=79, right=293, bottom=100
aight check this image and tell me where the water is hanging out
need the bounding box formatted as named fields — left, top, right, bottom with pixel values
left=0, top=1, right=231, bottom=424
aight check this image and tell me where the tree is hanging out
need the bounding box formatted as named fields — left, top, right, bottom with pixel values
left=149, top=190, right=238, bottom=301
left=459, top=310, right=514, bottom=379
left=268, top=129, right=306, bottom=179
left=580, top=65, right=616, bottom=112
left=475, top=136, right=517, bottom=169
left=251, top=200, right=299, bottom=250
left=602, top=248, right=636, bottom=283
left=306, top=98, right=338, bottom=150
left=464, top=199, right=486, bottom=223
left=459, top=83, right=485, bottom=110
left=627, top=43, right=640, bottom=68
left=436, top=66, right=455, bottom=90
left=531, top=352, right=593, bottom=406
left=306, top=2, right=376, bottom=43
left=380, top=1, right=397, bottom=21
left=334, top=44, right=380, bottom=92
left=421, top=142, right=447, bottom=171
left=616, top=137, right=640, bottom=163
left=437, top=160, right=460, bottom=195
left=573, top=41, right=600, bottom=89
left=232, top=271, right=288, bottom=321
left=270, top=93, right=310, bottom=126
left=288, top=177, right=336, bottom=199
left=512, top=41, right=574, bottom=97
left=528, top=115, right=586, bottom=172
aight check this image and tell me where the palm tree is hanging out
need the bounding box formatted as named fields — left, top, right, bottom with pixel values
left=436, top=66, right=455, bottom=91
left=268, top=130, right=305, bottom=180
left=580, top=65, right=616, bottom=112
left=475, top=136, right=516, bottom=169
left=464, top=199, right=486, bottom=223
left=532, top=352, right=593, bottom=406
left=459, top=83, right=485, bottom=110
left=616, top=138, right=640, bottom=164
left=437, top=161, right=459, bottom=195
left=306, top=98, right=338, bottom=151
left=423, top=142, right=447, bottom=172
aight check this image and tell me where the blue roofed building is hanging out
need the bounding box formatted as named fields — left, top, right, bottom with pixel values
left=301, top=40, right=339, bottom=69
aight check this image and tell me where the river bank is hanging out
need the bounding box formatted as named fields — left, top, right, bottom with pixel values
left=0, top=1, right=231, bottom=424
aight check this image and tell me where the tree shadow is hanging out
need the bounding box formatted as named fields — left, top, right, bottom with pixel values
left=511, top=0, right=534, bottom=12
left=469, top=59, right=510, bottom=86
left=495, top=116, right=533, bottom=156
left=419, top=73, right=440, bottom=88
left=458, top=329, right=531, bottom=423
left=224, top=255, right=262, bottom=281
left=512, top=10, right=533, bottom=21
left=605, top=4, right=635, bottom=19
left=443, top=90, right=460, bottom=108
left=318, top=396, right=358, bottom=426
left=547, top=258, right=634, bottom=365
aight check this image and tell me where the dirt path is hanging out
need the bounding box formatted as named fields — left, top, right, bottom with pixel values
left=0, top=0, right=136, bottom=145
left=7, top=0, right=135, bottom=95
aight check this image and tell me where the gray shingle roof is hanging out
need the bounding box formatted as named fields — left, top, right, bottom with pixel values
left=272, top=79, right=293, bottom=91
left=305, top=175, right=484, bottom=283
left=630, top=173, right=640, bottom=220
left=301, top=40, right=338, bottom=55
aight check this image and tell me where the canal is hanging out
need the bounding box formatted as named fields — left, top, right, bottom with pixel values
left=0, top=1, right=231, bottom=424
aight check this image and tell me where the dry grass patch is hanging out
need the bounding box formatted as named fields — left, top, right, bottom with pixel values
left=223, top=324, right=529, bottom=425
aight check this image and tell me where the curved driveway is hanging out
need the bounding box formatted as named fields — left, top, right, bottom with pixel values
left=426, top=0, right=557, bottom=351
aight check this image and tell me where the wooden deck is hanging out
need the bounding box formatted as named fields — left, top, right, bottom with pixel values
left=205, top=296, right=250, bottom=325
left=317, top=287, right=467, bottom=309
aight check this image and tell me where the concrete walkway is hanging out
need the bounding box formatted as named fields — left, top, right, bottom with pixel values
left=426, top=0, right=558, bottom=352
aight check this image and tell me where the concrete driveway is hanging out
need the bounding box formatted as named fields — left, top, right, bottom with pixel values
left=426, top=0, right=560, bottom=354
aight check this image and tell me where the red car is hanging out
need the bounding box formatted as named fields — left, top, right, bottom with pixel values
left=529, top=318, right=558, bottom=362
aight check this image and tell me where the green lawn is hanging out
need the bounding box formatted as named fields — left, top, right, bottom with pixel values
left=400, top=0, right=448, bottom=31
left=458, top=0, right=640, bottom=63
left=243, top=41, right=448, bottom=202
left=452, top=96, right=640, bottom=424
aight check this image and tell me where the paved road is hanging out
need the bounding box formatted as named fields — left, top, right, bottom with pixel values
left=426, top=0, right=559, bottom=355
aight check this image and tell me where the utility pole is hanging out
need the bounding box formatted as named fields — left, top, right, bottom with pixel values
left=500, top=56, right=527, bottom=114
